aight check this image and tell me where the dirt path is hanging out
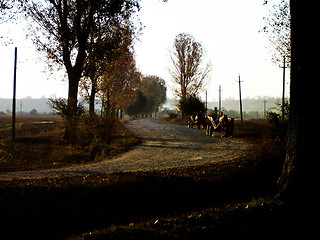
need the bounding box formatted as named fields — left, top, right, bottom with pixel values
left=0, top=118, right=255, bottom=180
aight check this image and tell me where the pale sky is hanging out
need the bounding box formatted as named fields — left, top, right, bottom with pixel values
left=0, top=0, right=289, bottom=102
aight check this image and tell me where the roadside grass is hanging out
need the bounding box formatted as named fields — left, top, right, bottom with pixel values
left=159, top=114, right=187, bottom=126
left=0, top=115, right=140, bottom=172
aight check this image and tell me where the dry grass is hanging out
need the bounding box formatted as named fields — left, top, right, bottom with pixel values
left=233, top=119, right=271, bottom=138
left=0, top=114, right=140, bottom=172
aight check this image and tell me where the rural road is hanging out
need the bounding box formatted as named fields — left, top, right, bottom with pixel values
left=0, top=118, right=254, bottom=180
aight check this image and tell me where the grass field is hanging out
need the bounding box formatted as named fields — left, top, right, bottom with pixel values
left=0, top=115, right=311, bottom=239
left=0, top=115, right=140, bottom=172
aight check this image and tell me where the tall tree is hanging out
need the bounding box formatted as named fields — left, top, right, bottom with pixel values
left=80, top=17, right=137, bottom=114
left=169, top=33, right=211, bottom=117
left=23, top=0, right=139, bottom=141
left=277, top=0, right=315, bottom=203
left=98, top=42, right=141, bottom=115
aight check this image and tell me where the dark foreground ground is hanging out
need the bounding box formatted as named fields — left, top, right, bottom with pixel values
left=0, top=116, right=316, bottom=239
left=0, top=157, right=315, bottom=240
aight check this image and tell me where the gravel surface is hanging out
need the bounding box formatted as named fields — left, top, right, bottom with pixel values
left=0, top=118, right=255, bottom=180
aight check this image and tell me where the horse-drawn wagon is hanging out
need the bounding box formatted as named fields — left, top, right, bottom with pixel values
left=206, top=113, right=234, bottom=138
left=187, top=111, right=234, bottom=138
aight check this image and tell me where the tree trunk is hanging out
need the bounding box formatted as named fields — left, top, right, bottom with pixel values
left=276, top=3, right=318, bottom=237
left=277, top=0, right=315, bottom=201
left=104, top=89, right=112, bottom=115
left=181, top=85, right=187, bottom=119
left=64, top=69, right=81, bottom=143
left=89, top=79, right=97, bottom=114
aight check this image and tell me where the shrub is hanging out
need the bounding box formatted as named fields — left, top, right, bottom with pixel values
left=76, top=112, right=118, bottom=147
left=48, top=97, right=86, bottom=143
left=29, top=109, right=38, bottom=115
left=177, top=94, right=206, bottom=118
left=168, top=112, right=178, bottom=119
left=48, top=98, right=86, bottom=121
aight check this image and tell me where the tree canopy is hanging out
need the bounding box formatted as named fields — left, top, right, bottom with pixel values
left=79, top=18, right=140, bottom=115
left=125, top=75, right=167, bottom=117
left=21, top=0, right=140, bottom=141
left=139, top=75, right=167, bottom=114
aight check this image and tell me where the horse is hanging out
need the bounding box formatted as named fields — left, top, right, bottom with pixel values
left=206, top=114, right=234, bottom=137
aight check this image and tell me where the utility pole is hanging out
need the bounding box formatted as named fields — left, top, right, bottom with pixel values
left=12, top=47, right=17, bottom=140
left=238, top=74, right=243, bottom=122
left=280, top=56, right=287, bottom=121
left=263, top=100, right=267, bottom=118
left=205, top=90, right=208, bottom=117
left=218, top=85, right=222, bottom=112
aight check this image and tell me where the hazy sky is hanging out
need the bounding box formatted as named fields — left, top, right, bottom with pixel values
left=135, top=0, right=290, bottom=102
left=0, top=0, right=289, bottom=102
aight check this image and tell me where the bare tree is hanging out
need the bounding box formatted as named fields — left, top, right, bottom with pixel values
left=169, top=33, right=211, bottom=116
left=261, top=0, right=291, bottom=65
left=0, top=0, right=23, bottom=24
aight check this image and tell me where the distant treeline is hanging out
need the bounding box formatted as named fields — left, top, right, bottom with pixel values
left=163, top=96, right=287, bottom=119
left=1, top=96, right=285, bottom=118
left=0, top=97, right=99, bottom=114
left=0, top=97, right=51, bottom=114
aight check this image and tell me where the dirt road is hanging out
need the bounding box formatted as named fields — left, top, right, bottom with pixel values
left=0, top=118, right=254, bottom=180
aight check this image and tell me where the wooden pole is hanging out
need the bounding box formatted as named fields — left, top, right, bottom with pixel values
left=238, top=74, right=243, bottom=122
left=219, top=85, right=221, bottom=112
left=281, top=56, right=286, bottom=121
left=12, top=47, right=17, bottom=140
left=263, top=100, right=267, bottom=118
left=205, top=90, right=208, bottom=117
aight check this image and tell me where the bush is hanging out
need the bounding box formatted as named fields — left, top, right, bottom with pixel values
left=48, top=97, right=86, bottom=143
left=266, top=107, right=289, bottom=141
left=47, top=97, right=138, bottom=159
left=29, top=109, right=38, bottom=115
left=75, top=112, right=118, bottom=147
left=178, top=94, right=206, bottom=117
left=167, top=112, right=178, bottom=119
left=48, top=98, right=86, bottom=121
